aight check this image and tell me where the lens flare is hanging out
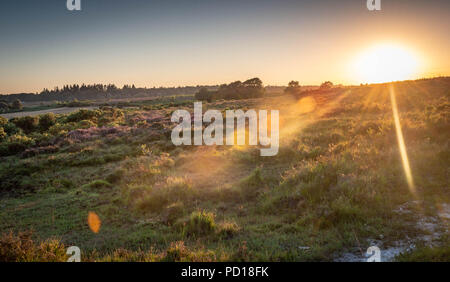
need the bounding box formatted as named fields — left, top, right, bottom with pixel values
left=88, top=211, right=101, bottom=233
left=354, top=44, right=419, bottom=83
left=389, top=85, right=416, bottom=196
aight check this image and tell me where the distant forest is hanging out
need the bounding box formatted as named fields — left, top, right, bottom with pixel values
left=0, top=84, right=219, bottom=103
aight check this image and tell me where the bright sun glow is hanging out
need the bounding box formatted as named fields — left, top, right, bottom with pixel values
left=354, top=44, right=419, bottom=83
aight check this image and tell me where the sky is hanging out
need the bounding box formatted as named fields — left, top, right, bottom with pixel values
left=0, top=0, right=449, bottom=94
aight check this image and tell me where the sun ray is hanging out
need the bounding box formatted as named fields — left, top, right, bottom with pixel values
left=389, top=84, right=416, bottom=196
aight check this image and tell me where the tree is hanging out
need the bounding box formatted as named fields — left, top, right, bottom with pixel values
left=284, top=81, right=301, bottom=95
left=243, top=77, right=263, bottom=88
left=11, top=99, right=23, bottom=110
left=320, top=81, right=333, bottom=89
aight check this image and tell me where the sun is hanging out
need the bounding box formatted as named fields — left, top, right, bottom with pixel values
left=353, top=44, right=419, bottom=83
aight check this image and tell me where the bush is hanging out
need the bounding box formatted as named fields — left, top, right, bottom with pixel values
left=163, top=241, right=190, bottom=262
left=218, top=221, right=240, bottom=238
left=0, top=231, right=67, bottom=262
left=0, top=127, right=6, bottom=141
left=11, top=99, right=23, bottom=110
left=0, top=134, right=35, bottom=156
left=184, top=211, right=216, bottom=237
left=77, top=120, right=96, bottom=129
left=12, top=116, right=39, bottom=134
left=2, top=122, right=20, bottom=135
left=38, top=113, right=56, bottom=132
left=0, top=116, right=7, bottom=127
left=66, top=109, right=100, bottom=123
left=48, top=122, right=78, bottom=136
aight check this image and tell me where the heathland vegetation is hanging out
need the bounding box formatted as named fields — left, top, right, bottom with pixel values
left=0, top=77, right=448, bottom=261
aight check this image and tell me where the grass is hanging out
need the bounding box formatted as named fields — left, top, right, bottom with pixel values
left=0, top=77, right=449, bottom=261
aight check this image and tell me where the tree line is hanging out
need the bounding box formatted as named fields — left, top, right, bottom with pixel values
left=0, top=84, right=218, bottom=103
left=195, top=78, right=335, bottom=102
left=195, top=78, right=264, bottom=102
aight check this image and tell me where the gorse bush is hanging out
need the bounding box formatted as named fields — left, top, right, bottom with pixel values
left=66, top=109, right=101, bottom=123
left=12, top=116, right=39, bottom=134
left=38, top=113, right=56, bottom=132
left=0, top=134, right=36, bottom=156
left=0, top=127, right=6, bottom=141
left=0, top=116, right=7, bottom=127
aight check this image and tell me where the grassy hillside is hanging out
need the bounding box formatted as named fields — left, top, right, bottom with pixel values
left=0, top=77, right=449, bottom=262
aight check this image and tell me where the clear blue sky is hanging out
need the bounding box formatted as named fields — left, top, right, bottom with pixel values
left=0, top=0, right=449, bottom=93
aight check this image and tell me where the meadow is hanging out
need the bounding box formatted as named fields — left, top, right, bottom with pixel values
left=0, top=77, right=448, bottom=262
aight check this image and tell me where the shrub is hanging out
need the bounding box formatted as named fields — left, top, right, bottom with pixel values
left=184, top=211, right=216, bottom=237
left=2, top=122, right=20, bottom=135
left=0, top=134, right=35, bottom=156
left=77, top=120, right=96, bottom=129
left=218, top=221, right=240, bottom=238
left=11, top=99, right=23, bottom=110
left=38, top=113, right=56, bottom=132
left=163, top=241, right=190, bottom=262
left=0, top=231, right=67, bottom=262
left=48, top=122, right=78, bottom=136
left=0, top=116, right=7, bottom=127
left=12, top=116, right=39, bottom=134
left=0, top=127, right=6, bottom=141
left=66, top=109, right=100, bottom=123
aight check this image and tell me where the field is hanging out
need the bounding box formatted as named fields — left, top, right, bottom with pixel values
left=0, top=78, right=449, bottom=262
